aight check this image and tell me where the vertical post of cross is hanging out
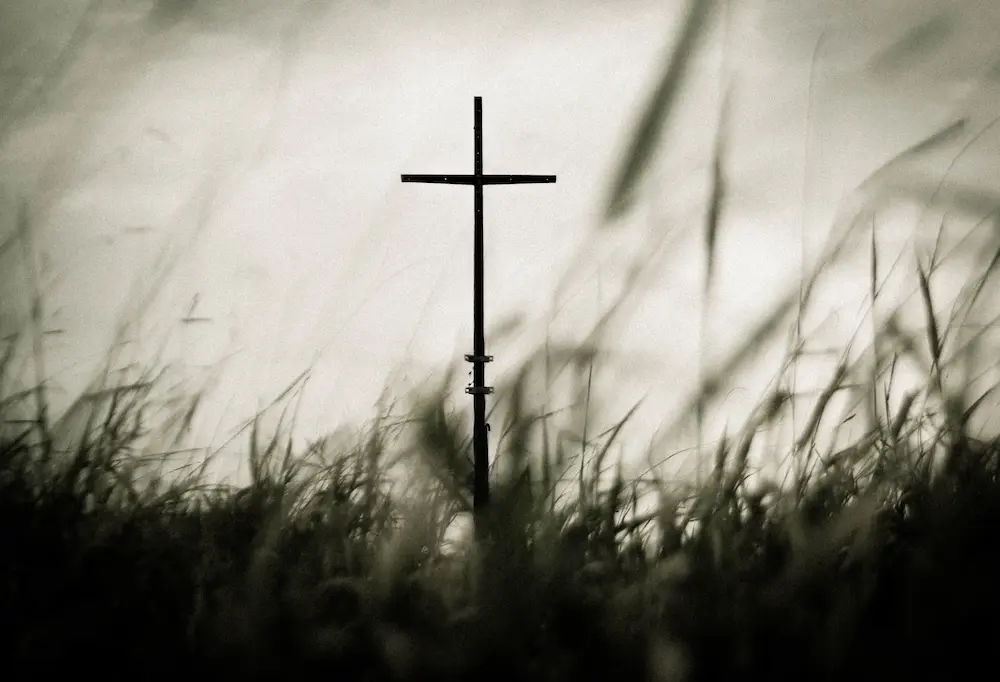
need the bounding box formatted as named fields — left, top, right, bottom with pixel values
left=401, top=96, right=556, bottom=530
left=470, top=96, right=490, bottom=517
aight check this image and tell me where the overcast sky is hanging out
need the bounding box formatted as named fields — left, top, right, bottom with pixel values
left=2, top=0, right=1000, bottom=484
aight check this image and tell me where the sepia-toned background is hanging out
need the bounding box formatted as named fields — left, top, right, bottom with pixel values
left=2, top=0, right=999, bottom=484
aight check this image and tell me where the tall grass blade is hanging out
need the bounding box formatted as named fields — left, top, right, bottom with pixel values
left=654, top=285, right=803, bottom=449
left=949, top=239, right=1000, bottom=337
left=579, top=344, right=596, bottom=510
left=603, top=0, right=718, bottom=223
left=889, top=391, right=919, bottom=444
left=794, top=363, right=848, bottom=456
left=697, top=83, right=731, bottom=475
left=858, top=119, right=967, bottom=198
left=703, top=83, right=730, bottom=300
left=867, top=13, right=954, bottom=77
left=915, top=254, right=943, bottom=396
left=590, top=398, right=644, bottom=485
left=868, top=215, right=880, bottom=433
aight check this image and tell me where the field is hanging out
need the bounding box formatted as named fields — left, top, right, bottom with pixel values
left=6, top=267, right=1000, bottom=682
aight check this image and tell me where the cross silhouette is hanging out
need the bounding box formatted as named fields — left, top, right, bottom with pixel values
left=401, top=96, right=556, bottom=520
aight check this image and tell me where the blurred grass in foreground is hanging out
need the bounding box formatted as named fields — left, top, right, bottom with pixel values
left=4, top=258, right=1000, bottom=682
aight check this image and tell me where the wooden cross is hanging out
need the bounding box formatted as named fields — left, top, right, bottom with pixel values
left=401, top=96, right=556, bottom=519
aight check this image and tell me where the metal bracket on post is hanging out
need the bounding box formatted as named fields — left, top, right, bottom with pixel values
left=465, top=355, right=493, bottom=394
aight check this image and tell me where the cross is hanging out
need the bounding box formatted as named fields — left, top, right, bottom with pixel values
left=401, top=96, right=556, bottom=521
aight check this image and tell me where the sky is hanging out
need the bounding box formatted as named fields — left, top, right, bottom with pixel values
left=2, top=0, right=1000, bottom=486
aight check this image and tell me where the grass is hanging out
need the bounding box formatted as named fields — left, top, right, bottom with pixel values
left=4, top=227, right=1000, bottom=681
left=5, top=1, right=1000, bottom=680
